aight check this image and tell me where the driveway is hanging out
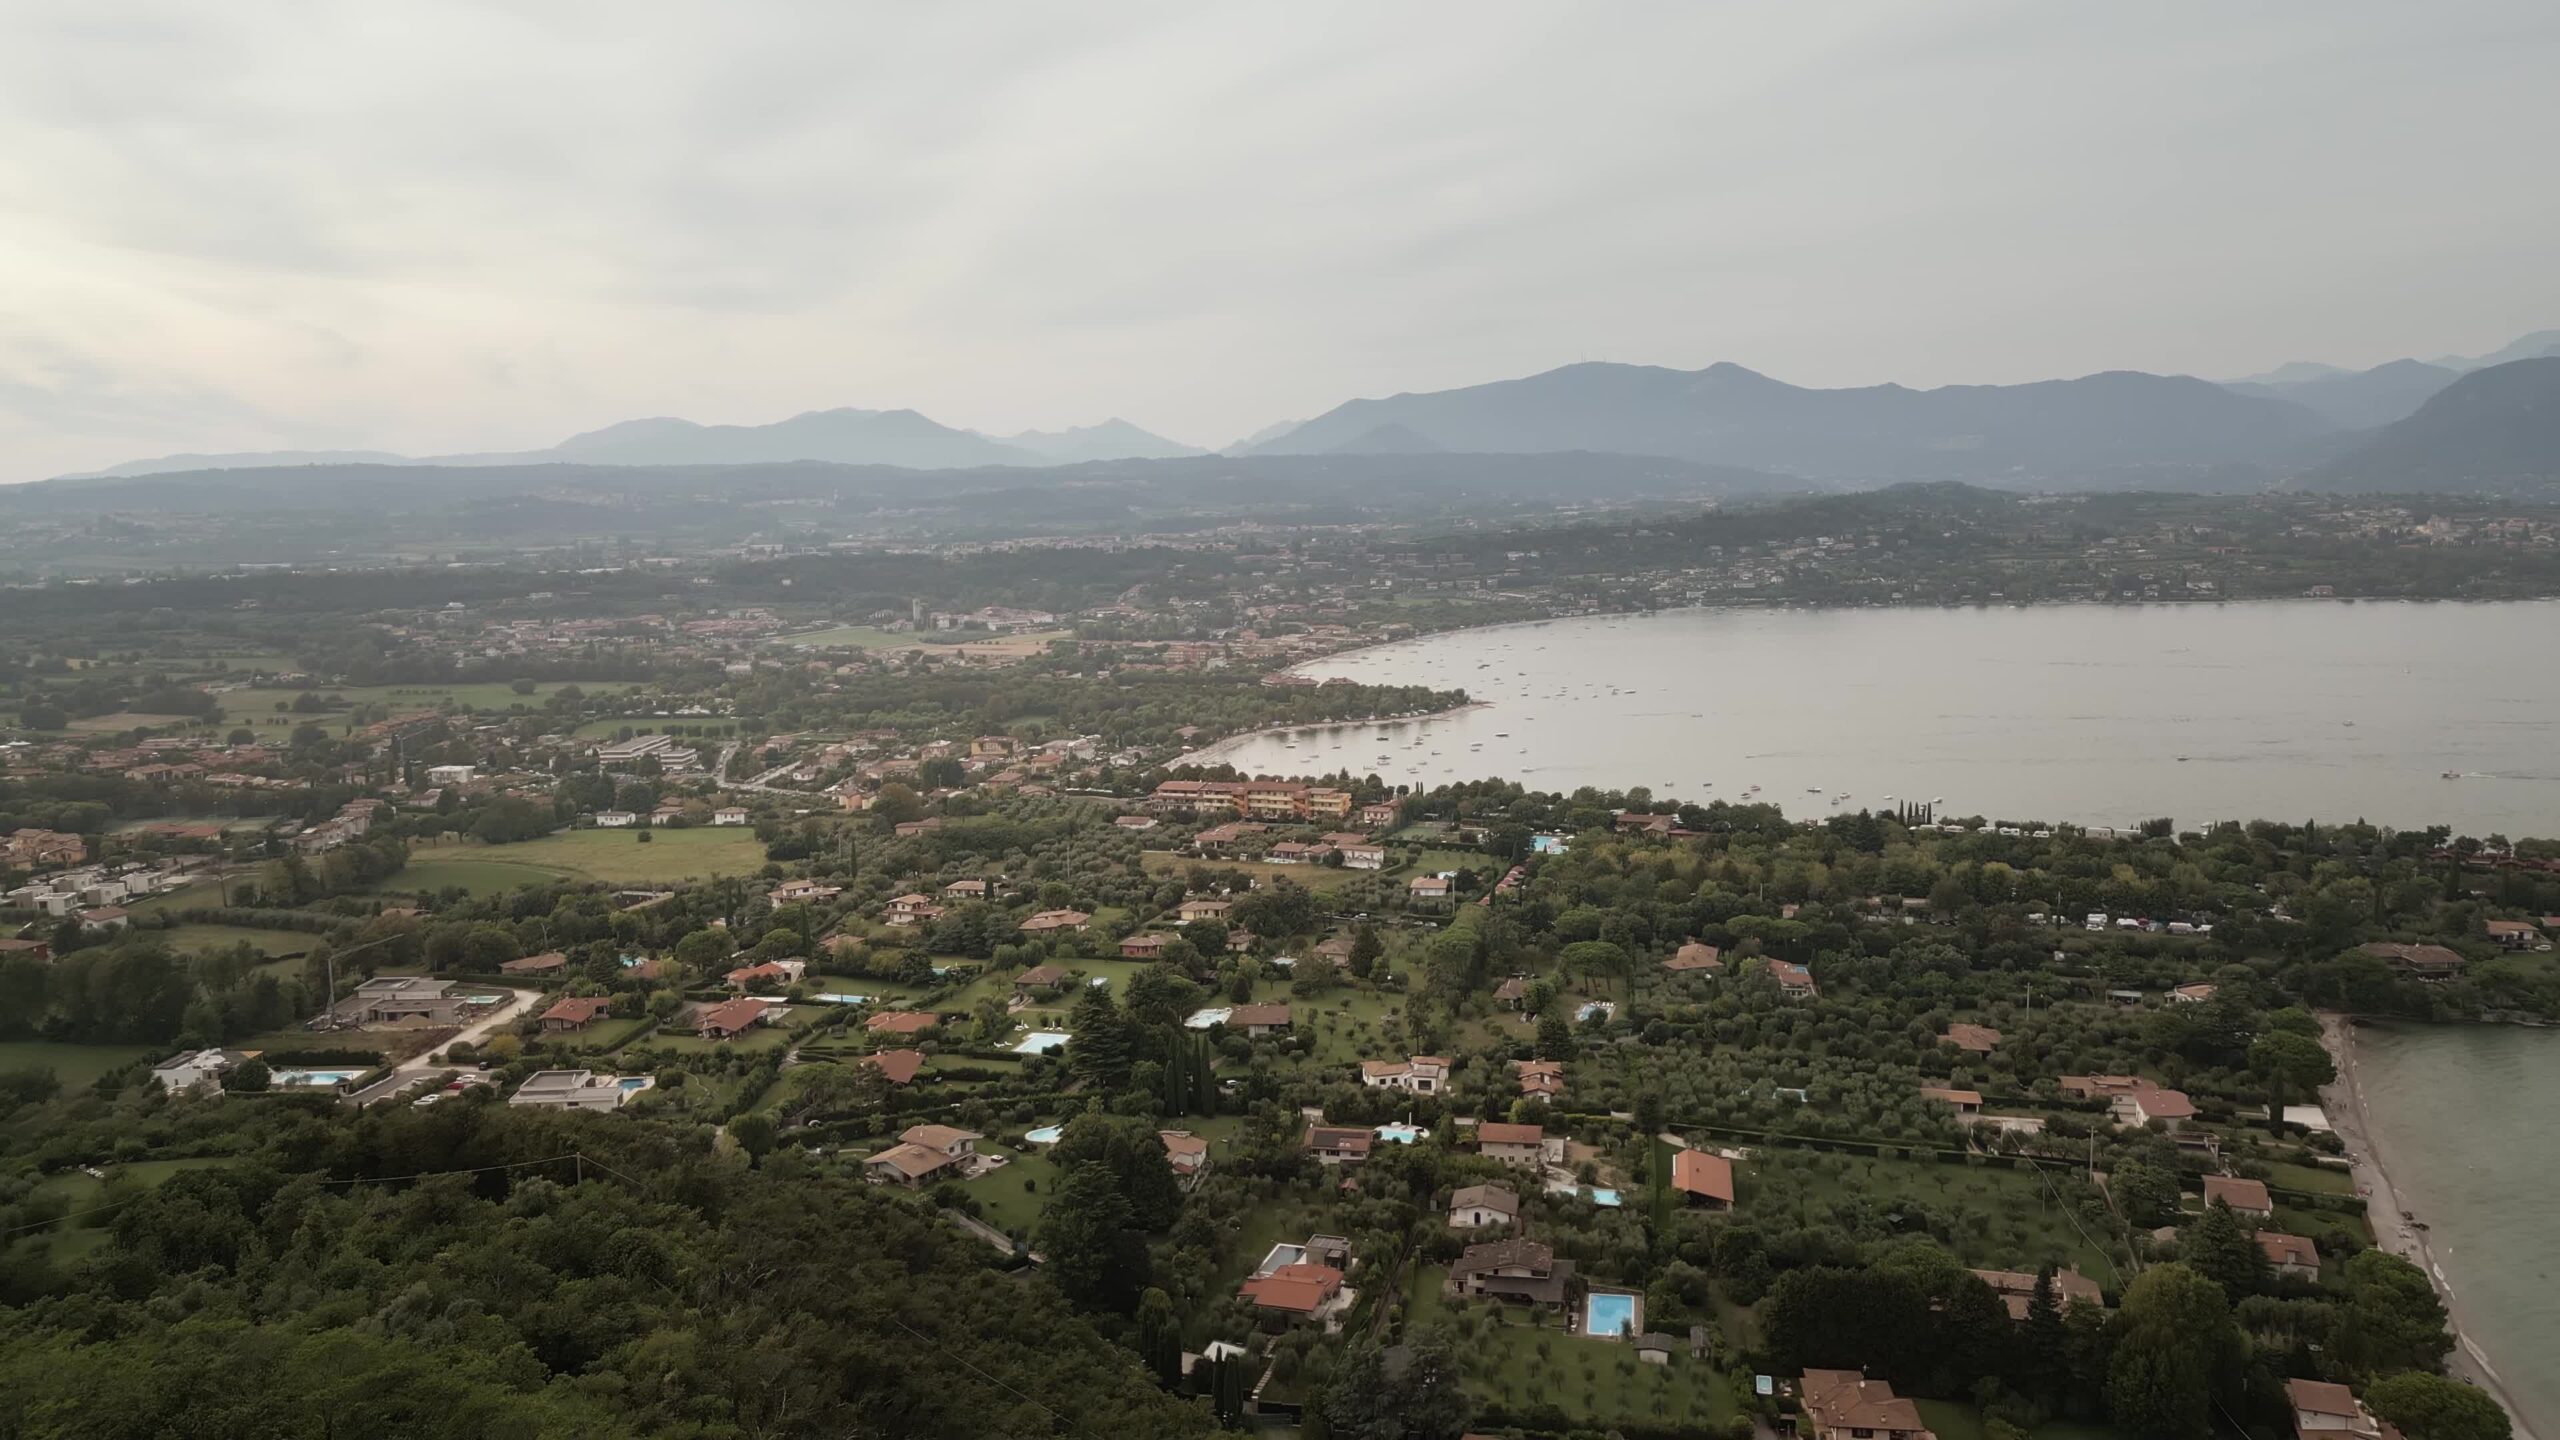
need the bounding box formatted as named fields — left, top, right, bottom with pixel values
left=345, top=987, right=540, bottom=1104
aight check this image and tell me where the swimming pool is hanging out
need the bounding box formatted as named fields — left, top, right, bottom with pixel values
left=814, top=992, right=872, bottom=1005
left=1374, top=1123, right=1430, bottom=1144
left=616, top=1077, right=653, bottom=1093
left=1013, top=1031, right=1070, bottom=1054
left=1576, top=1001, right=1616, bottom=1022
left=1024, top=1125, right=1064, bottom=1144
left=1182, top=1006, right=1231, bottom=1029
left=1584, top=1290, right=1640, bottom=1338
left=1587, top=1187, right=1622, bottom=1207
left=271, top=1068, right=360, bottom=1088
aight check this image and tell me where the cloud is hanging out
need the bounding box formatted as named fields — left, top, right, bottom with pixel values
left=0, top=0, right=2555, bottom=479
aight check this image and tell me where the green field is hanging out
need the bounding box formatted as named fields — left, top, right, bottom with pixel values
left=159, top=924, right=316, bottom=958
left=379, top=828, right=769, bottom=893
left=1139, top=852, right=1364, bottom=893
left=125, top=881, right=231, bottom=916
left=1406, top=1267, right=1742, bottom=1429
left=962, top=1147, right=1062, bottom=1239
left=0, top=1042, right=160, bottom=1087
left=1745, top=1149, right=2127, bottom=1284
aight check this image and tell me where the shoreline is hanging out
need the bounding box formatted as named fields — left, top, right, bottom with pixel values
left=1178, top=701, right=1493, bottom=771
left=2319, top=1013, right=2539, bottom=1440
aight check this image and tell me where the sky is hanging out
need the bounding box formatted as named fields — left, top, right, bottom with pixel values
left=2, top=2, right=2556, bottom=482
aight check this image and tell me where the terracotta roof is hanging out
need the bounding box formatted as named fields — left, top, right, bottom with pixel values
left=1225, top=1002, right=1292, bottom=1027
left=1801, top=1369, right=1926, bottom=1434
left=1014, top=964, right=1071, bottom=987
left=864, top=1050, right=926, bottom=1084
left=2285, top=1379, right=2362, bottom=1419
left=502, top=952, right=568, bottom=973
left=1238, top=1262, right=1344, bottom=1314
left=1921, top=1086, right=1982, bottom=1106
left=1476, top=1122, right=1544, bottom=1147
left=539, top=996, right=611, bottom=1026
left=867, top=1142, right=957, bottom=1180
left=1448, top=1183, right=1518, bottom=1216
left=2257, top=1231, right=2319, bottom=1268
left=2203, top=1175, right=2272, bottom=1211
left=1670, top=1149, right=1735, bottom=1203
left=1449, top=1236, right=1557, bottom=1279
left=697, top=998, right=767, bottom=1034
left=867, top=1010, right=939, bottom=1034
left=899, top=1123, right=980, bottom=1150
left=2133, top=1082, right=2196, bottom=1119
left=1665, top=941, right=1722, bottom=971
left=1971, top=1266, right=2105, bottom=1320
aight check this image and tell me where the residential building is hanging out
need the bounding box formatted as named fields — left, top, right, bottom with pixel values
left=151, top=1048, right=247, bottom=1094
left=1018, top=909, right=1092, bottom=934
left=2359, top=941, right=2466, bottom=979
left=769, top=878, right=842, bottom=906
left=1409, top=875, right=1452, bottom=904
left=1446, top=1237, right=1574, bottom=1305
left=866, top=1010, right=939, bottom=1036
left=1119, top=932, right=1172, bottom=959
left=1970, top=1266, right=2105, bottom=1320
left=1160, top=1130, right=1210, bottom=1179
left=500, top=952, right=569, bottom=977
left=1515, top=1059, right=1564, bottom=1098
left=1447, top=1183, right=1519, bottom=1229
left=712, top=807, right=750, bottom=826
left=696, top=998, right=770, bottom=1040
left=1921, top=1086, right=1983, bottom=1114
left=2170, top=982, right=2218, bottom=1003
left=1176, top=897, right=1232, bottom=924
left=1226, top=1003, right=1292, bottom=1036
left=1670, top=1149, right=1735, bottom=1209
left=863, top=1050, right=926, bottom=1085
left=1360, top=1054, right=1450, bottom=1094
left=1014, top=963, right=1072, bottom=991
left=2285, top=1379, right=2391, bottom=1440
left=1798, top=1370, right=1936, bottom=1440
left=866, top=1124, right=982, bottom=1187
left=942, top=878, right=991, bottom=900
left=1304, top=1124, right=1373, bottom=1166
left=1475, top=1121, right=1546, bottom=1170
left=1664, top=941, right=1722, bottom=974
left=341, top=977, right=468, bottom=1027
left=881, top=893, right=942, bottom=927
left=2257, top=1231, right=2322, bottom=1281
left=2203, top=1175, right=2275, bottom=1217
left=2486, top=918, right=2546, bottom=950
left=1237, top=1262, right=1350, bottom=1327
left=539, top=996, right=612, bottom=1032
left=509, top=1070, right=635, bottom=1111
left=1769, top=960, right=1818, bottom=1000
left=594, top=810, right=638, bottom=828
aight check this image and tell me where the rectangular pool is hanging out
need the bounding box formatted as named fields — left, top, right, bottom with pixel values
left=1584, top=1290, right=1640, bottom=1338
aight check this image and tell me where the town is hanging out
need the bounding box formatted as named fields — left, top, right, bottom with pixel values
left=5, top=556, right=2552, bottom=1440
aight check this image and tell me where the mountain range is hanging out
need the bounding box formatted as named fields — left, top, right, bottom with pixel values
left=2309, top=357, right=2560, bottom=491
left=48, top=329, right=2560, bottom=496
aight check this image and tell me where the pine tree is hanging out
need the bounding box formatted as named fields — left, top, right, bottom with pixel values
left=1068, top=983, right=1133, bottom=1092
left=2183, top=1199, right=2269, bottom=1302
left=2020, top=1263, right=2067, bottom=1402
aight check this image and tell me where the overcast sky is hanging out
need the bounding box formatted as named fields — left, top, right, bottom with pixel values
left=2, top=2, right=2555, bottom=481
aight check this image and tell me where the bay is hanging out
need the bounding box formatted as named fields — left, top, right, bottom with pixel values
left=1205, top=600, right=2560, bottom=836
left=2349, top=1022, right=2560, bottom=1435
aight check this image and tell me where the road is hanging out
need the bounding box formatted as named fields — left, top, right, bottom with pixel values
left=714, top=739, right=815, bottom=796
left=345, top=987, right=540, bottom=1105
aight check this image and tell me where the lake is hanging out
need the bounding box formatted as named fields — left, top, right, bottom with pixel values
left=1204, top=601, right=2560, bottom=836
left=2351, top=1023, right=2560, bottom=1435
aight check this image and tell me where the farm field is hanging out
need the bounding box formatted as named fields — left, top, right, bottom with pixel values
left=378, top=828, right=769, bottom=892
left=0, top=1042, right=159, bottom=1087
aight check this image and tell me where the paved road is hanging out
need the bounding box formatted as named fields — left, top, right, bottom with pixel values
left=345, top=987, right=540, bottom=1105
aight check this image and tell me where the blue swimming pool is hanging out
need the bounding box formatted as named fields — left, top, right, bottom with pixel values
left=1587, top=1187, right=1622, bottom=1207
left=1013, top=1031, right=1070, bottom=1054
left=1024, top=1125, right=1064, bottom=1144
left=1584, top=1290, right=1639, bottom=1338
left=271, top=1068, right=360, bottom=1088
left=815, top=992, right=872, bottom=1005
left=1374, top=1123, right=1429, bottom=1144
left=617, top=1077, right=652, bottom=1093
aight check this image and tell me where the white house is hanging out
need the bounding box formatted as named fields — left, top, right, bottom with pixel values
left=1447, top=1182, right=1519, bottom=1230
left=713, top=807, right=750, bottom=826
left=594, top=810, right=638, bottom=828
left=151, top=1048, right=246, bottom=1094
left=508, top=1070, right=637, bottom=1112
left=424, top=764, right=476, bottom=785
left=1359, top=1055, right=1450, bottom=1094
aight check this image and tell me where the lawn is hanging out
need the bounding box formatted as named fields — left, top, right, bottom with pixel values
left=1418, top=1277, right=1743, bottom=1432
left=963, top=1147, right=1063, bottom=1239
left=651, top=1026, right=795, bottom=1056
left=2262, top=1161, right=2356, bottom=1196
left=1295, top=986, right=1417, bottom=1069
left=377, top=827, right=769, bottom=893
left=1920, top=1402, right=2128, bottom=1440
left=0, top=1041, right=161, bottom=1087
left=124, top=881, right=230, bottom=917
left=159, top=924, right=316, bottom=958
left=1406, top=847, right=1494, bottom=877
left=1744, top=1149, right=2127, bottom=1285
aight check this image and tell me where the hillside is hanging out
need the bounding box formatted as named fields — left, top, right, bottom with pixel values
left=2223, top=358, right=2462, bottom=429
left=1242, top=361, right=2336, bottom=483
left=2310, top=357, right=2560, bottom=492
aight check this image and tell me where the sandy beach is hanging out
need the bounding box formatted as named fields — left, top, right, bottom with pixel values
left=2320, top=1013, right=2539, bottom=1440
left=1178, top=700, right=1491, bottom=770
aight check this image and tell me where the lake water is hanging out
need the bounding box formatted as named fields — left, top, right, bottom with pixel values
left=2352, top=1023, right=2560, bottom=1435
left=1205, top=601, right=2560, bottom=835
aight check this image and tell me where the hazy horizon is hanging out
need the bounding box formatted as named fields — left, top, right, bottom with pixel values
left=5, top=2, right=2558, bottom=481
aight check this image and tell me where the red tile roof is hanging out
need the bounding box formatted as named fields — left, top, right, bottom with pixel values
left=1670, top=1149, right=1735, bottom=1204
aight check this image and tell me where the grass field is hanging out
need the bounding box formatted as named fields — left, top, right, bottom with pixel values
left=378, top=828, right=769, bottom=893
left=64, top=711, right=197, bottom=733
left=0, top=1041, right=160, bottom=1087
left=2264, top=1161, right=2356, bottom=1196
left=125, top=881, right=230, bottom=916
left=963, top=1148, right=1062, bottom=1239
left=160, top=924, right=316, bottom=958
left=1745, top=1149, right=2126, bottom=1284
left=1406, top=1267, right=1742, bottom=1429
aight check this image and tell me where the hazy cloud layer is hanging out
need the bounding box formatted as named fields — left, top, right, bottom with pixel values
left=2, top=1, right=2555, bottom=480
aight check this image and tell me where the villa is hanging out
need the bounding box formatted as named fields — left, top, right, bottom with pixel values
left=866, top=1124, right=983, bottom=1187
left=1474, top=1121, right=1547, bottom=1170
left=1447, top=1183, right=1519, bottom=1229
left=1798, top=1370, right=1936, bottom=1440
left=1446, top=1236, right=1573, bottom=1306
left=2203, top=1175, right=2275, bottom=1217
left=1359, top=1054, right=1450, bottom=1094
left=1670, top=1149, right=1735, bottom=1209
left=2285, top=1379, right=2393, bottom=1440
left=1970, top=1266, right=2105, bottom=1320
left=509, top=1069, right=638, bottom=1112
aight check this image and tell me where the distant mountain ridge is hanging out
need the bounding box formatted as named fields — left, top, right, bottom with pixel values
left=2220, top=330, right=2560, bottom=428
left=1243, top=360, right=2334, bottom=482
left=61, top=408, right=1201, bottom=479
left=2309, top=358, right=2560, bottom=492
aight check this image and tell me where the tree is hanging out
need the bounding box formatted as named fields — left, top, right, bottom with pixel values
left=2181, top=1200, right=2268, bottom=1300
left=728, top=1111, right=778, bottom=1165
left=2017, top=1264, right=2067, bottom=1401
left=1347, top=924, right=1383, bottom=979
left=1320, top=1338, right=1470, bottom=1440
left=872, top=783, right=924, bottom=826
left=223, top=1058, right=271, bottom=1093
left=1037, top=1161, right=1144, bottom=1314
left=1534, top=1009, right=1574, bottom=1060
left=2365, top=1373, right=2511, bottom=1440
left=2106, top=1265, right=2240, bottom=1440
left=1135, top=1287, right=1182, bottom=1389
left=1069, top=983, right=1134, bottom=1092
left=2109, top=1160, right=2183, bottom=1229
left=2332, top=1249, right=2453, bottom=1378
left=1049, top=1113, right=1182, bottom=1232
left=2250, top=1029, right=2336, bottom=1124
